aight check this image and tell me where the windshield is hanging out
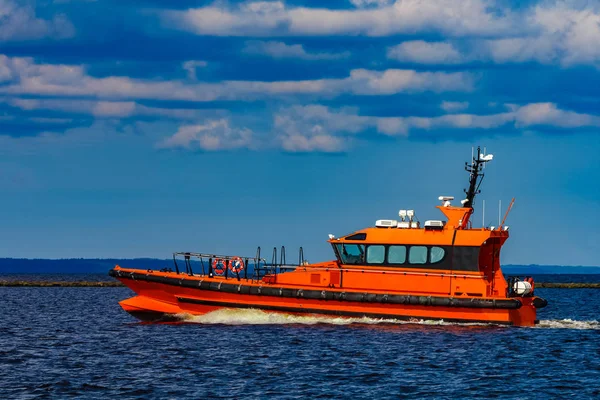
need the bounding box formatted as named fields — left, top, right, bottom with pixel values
left=335, top=243, right=365, bottom=265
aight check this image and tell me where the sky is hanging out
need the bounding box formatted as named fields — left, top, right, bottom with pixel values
left=0, top=0, right=599, bottom=266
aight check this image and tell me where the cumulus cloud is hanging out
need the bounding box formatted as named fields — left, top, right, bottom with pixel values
left=441, top=101, right=469, bottom=112
left=243, top=41, right=350, bottom=60
left=182, top=60, right=208, bottom=80
left=162, top=0, right=518, bottom=37
left=0, top=120, right=124, bottom=155
left=0, top=55, right=474, bottom=103
left=527, top=4, right=600, bottom=67
left=344, top=69, right=473, bottom=94
left=0, top=55, right=12, bottom=81
left=92, top=101, right=136, bottom=118
left=0, top=0, right=75, bottom=41
left=272, top=102, right=600, bottom=151
left=4, top=97, right=211, bottom=120
left=349, top=0, right=394, bottom=8
left=513, top=102, right=600, bottom=128
left=385, top=5, right=600, bottom=68
left=387, top=41, right=465, bottom=64
left=153, top=102, right=600, bottom=153
left=157, top=119, right=254, bottom=151
left=280, top=131, right=347, bottom=153
left=274, top=106, right=356, bottom=152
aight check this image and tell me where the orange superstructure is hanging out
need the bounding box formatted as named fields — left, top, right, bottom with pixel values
left=110, top=147, right=547, bottom=326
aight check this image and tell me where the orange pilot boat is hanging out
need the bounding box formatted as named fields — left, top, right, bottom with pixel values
left=110, top=147, right=548, bottom=326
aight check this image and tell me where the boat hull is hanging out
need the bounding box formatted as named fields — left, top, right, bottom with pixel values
left=111, top=269, right=543, bottom=326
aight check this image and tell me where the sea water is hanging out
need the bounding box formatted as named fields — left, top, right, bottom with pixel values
left=0, top=275, right=599, bottom=399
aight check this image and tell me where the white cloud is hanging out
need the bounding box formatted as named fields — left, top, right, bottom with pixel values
left=242, top=1, right=285, bottom=14
left=441, top=101, right=469, bottom=112
left=0, top=55, right=474, bottom=103
left=275, top=105, right=369, bottom=133
left=484, top=37, right=558, bottom=64
left=0, top=55, right=12, bottom=81
left=157, top=119, right=254, bottom=151
left=384, top=5, right=600, bottom=68
left=92, top=101, right=136, bottom=117
left=4, top=97, right=213, bottom=120
left=387, top=41, right=465, bottom=64
left=182, top=60, right=208, bottom=80
left=28, top=117, right=73, bottom=124
left=387, top=37, right=559, bottom=66
left=274, top=106, right=361, bottom=152
left=280, top=131, right=347, bottom=153
left=0, top=0, right=75, bottom=41
left=514, top=102, right=600, bottom=128
left=163, top=0, right=518, bottom=37
left=272, top=102, right=600, bottom=151
left=243, top=41, right=350, bottom=60
left=5, top=100, right=599, bottom=154
left=349, top=0, right=394, bottom=8
left=0, top=120, right=122, bottom=156
left=345, top=69, right=473, bottom=94
left=531, top=4, right=600, bottom=67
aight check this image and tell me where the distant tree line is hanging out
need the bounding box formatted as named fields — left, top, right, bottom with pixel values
left=0, top=258, right=174, bottom=274
left=0, top=258, right=598, bottom=274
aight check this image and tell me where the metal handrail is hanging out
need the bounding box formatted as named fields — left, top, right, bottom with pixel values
left=173, top=251, right=267, bottom=262
left=171, top=247, right=306, bottom=281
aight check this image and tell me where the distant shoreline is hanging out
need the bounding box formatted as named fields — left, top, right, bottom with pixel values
left=1, top=258, right=599, bottom=275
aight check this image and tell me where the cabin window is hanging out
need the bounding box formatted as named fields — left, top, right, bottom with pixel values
left=430, top=246, right=446, bottom=263
left=345, top=233, right=367, bottom=241
left=409, top=246, right=428, bottom=264
left=452, top=246, right=480, bottom=271
left=335, top=243, right=365, bottom=265
left=388, top=245, right=407, bottom=264
left=366, top=245, right=385, bottom=264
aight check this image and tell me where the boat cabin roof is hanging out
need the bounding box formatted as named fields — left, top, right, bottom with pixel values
left=328, top=206, right=508, bottom=247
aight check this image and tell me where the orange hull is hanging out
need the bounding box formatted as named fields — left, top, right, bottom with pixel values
left=111, top=268, right=541, bottom=326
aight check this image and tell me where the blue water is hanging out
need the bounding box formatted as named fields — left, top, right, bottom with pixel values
left=1, top=277, right=599, bottom=399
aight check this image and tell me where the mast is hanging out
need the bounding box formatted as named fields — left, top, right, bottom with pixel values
left=463, top=146, right=493, bottom=209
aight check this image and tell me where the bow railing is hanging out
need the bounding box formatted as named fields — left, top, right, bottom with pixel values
left=171, top=246, right=306, bottom=282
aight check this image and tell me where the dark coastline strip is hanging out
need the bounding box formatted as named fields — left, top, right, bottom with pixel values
left=0, top=281, right=124, bottom=287
left=536, top=283, right=600, bottom=288
left=1, top=281, right=599, bottom=288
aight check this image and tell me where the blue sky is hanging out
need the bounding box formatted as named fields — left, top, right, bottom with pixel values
left=0, top=0, right=599, bottom=266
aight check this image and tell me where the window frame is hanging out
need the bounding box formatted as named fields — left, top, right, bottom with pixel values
left=332, top=243, right=450, bottom=268
left=334, top=243, right=366, bottom=265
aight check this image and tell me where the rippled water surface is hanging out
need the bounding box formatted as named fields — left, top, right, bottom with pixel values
left=1, top=279, right=599, bottom=399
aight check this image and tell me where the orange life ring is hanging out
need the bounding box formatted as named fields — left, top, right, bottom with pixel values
left=229, top=256, right=245, bottom=274
left=212, top=258, right=226, bottom=275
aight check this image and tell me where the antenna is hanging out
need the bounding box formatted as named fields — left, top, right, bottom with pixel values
left=498, top=200, right=501, bottom=227
left=482, top=199, right=485, bottom=228
left=463, top=146, right=493, bottom=209
left=483, top=147, right=487, bottom=169
left=500, top=198, right=515, bottom=227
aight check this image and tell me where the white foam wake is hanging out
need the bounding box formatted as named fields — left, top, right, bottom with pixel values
left=176, top=308, right=484, bottom=327
left=536, top=319, right=600, bottom=330
left=172, top=309, right=600, bottom=330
